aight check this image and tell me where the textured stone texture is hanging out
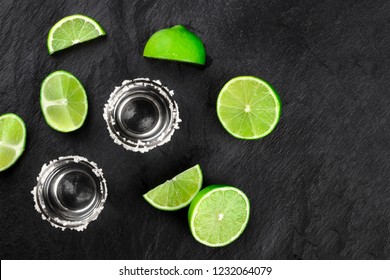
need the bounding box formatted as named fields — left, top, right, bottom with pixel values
left=1, top=0, right=390, bottom=259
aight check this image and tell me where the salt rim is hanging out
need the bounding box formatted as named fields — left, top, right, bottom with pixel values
left=103, top=78, right=181, bottom=153
left=31, top=155, right=108, bottom=231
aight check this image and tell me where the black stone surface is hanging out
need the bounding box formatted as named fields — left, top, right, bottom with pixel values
left=1, top=0, right=390, bottom=260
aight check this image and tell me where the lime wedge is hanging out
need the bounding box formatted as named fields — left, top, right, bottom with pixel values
left=143, top=165, right=203, bottom=211
left=144, top=25, right=206, bottom=65
left=0, top=113, right=26, bottom=172
left=40, top=70, right=88, bottom=133
left=47, top=14, right=106, bottom=55
left=188, top=185, right=250, bottom=247
left=217, top=76, right=281, bottom=139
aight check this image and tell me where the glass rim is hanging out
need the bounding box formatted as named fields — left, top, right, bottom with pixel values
left=103, top=78, right=181, bottom=153
left=32, top=156, right=108, bottom=231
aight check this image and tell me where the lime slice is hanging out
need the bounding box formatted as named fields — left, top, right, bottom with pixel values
left=217, top=76, right=281, bottom=139
left=47, top=14, right=106, bottom=55
left=188, top=185, right=250, bottom=247
left=0, top=113, right=26, bottom=172
left=143, top=165, right=203, bottom=211
left=40, top=70, right=88, bottom=133
left=144, top=25, right=206, bottom=65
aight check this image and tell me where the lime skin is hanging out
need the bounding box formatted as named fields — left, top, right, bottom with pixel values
left=144, top=25, right=206, bottom=65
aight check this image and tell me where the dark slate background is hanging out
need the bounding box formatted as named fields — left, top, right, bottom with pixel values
left=1, top=0, right=390, bottom=260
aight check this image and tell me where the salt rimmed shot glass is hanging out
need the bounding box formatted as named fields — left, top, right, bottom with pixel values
left=32, top=156, right=107, bottom=231
left=103, top=78, right=181, bottom=153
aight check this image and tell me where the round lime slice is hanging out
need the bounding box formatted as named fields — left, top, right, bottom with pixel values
left=143, top=25, right=206, bottom=65
left=217, top=76, right=281, bottom=139
left=0, top=113, right=26, bottom=172
left=143, top=165, right=203, bottom=211
left=47, top=14, right=106, bottom=55
left=40, top=70, right=88, bottom=133
left=188, top=185, right=250, bottom=247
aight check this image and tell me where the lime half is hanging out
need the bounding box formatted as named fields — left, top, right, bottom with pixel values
left=144, top=25, right=206, bottom=65
left=0, top=113, right=26, bottom=172
left=40, top=70, right=88, bottom=133
left=143, top=165, right=203, bottom=211
left=47, top=14, right=106, bottom=55
left=217, top=76, right=281, bottom=139
left=188, top=185, right=250, bottom=247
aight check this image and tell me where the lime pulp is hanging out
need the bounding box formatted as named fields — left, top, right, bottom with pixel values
left=188, top=185, right=250, bottom=247
left=0, top=113, right=26, bottom=172
left=47, top=14, right=106, bottom=55
left=40, top=70, right=88, bottom=133
left=143, top=165, right=203, bottom=211
left=217, top=76, right=281, bottom=139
